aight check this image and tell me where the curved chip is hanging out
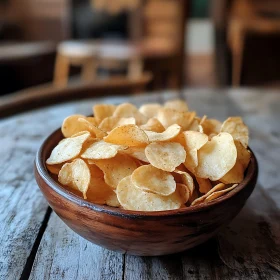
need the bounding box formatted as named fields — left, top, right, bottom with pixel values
left=58, top=159, right=90, bottom=199
left=172, top=170, right=194, bottom=195
left=93, top=104, right=116, bottom=122
left=89, top=154, right=138, bottom=189
left=113, top=103, right=148, bottom=125
left=205, top=184, right=238, bottom=202
left=78, top=118, right=106, bottom=139
left=46, top=163, right=63, bottom=175
left=131, top=165, right=176, bottom=196
left=104, top=124, right=149, bottom=147
left=221, top=117, right=249, bottom=147
left=139, top=103, right=162, bottom=118
left=140, top=118, right=165, bottom=133
left=196, top=177, right=212, bottom=194
left=116, top=176, right=182, bottom=211
left=46, top=131, right=90, bottom=165
left=201, top=118, right=222, bottom=136
left=144, top=124, right=181, bottom=142
left=122, top=146, right=149, bottom=162
left=157, top=108, right=196, bottom=130
left=195, top=132, right=237, bottom=181
left=81, top=140, right=127, bottom=160
left=98, top=117, right=136, bottom=132
left=176, top=183, right=190, bottom=204
left=61, top=114, right=88, bottom=137
left=145, top=142, right=186, bottom=172
left=220, top=140, right=251, bottom=183
left=164, top=99, right=189, bottom=112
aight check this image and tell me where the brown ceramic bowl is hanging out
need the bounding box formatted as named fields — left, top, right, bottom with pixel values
left=34, top=128, right=258, bottom=256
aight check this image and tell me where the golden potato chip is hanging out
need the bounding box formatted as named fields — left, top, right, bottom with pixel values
left=205, top=184, right=238, bottom=202
left=86, top=117, right=99, bottom=126
left=220, top=140, right=251, bottom=183
left=93, top=104, right=116, bottom=122
left=182, top=131, right=208, bottom=172
left=113, top=103, right=148, bottom=124
left=145, top=142, right=186, bottom=172
left=199, top=115, right=207, bottom=125
left=58, top=159, right=90, bottom=198
left=164, top=99, right=188, bottom=112
left=221, top=117, right=249, bottom=147
left=157, top=108, right=196, bottom=130
left=140, top=118, right=165, bottom=133
left=116, top=176, right=182, bottom=211
left=131, top=165, right=176, bottom=196
left=104, top=124, right=149, bottom=147
left=176, top=183, right=190, bottom=204
left=46, top=131, right=90, bottom=165
left=78, top=118, right=106, bottom=139
left=173, top=170, right=194, bottom=195
left=98, top=117, right=136, bottom=132
left=89, top=154, right=138, bottom=189
left=61, top=114, right=88, bottom=137
left=46, top=164, right=63, bottom=175
left=122, top=146, right=149, bottom=162
left=139, top=103, right=162, bottom=118
left=196, top=177, right=212, bottom=194
left=144, top=124, right=181, bottom=142
left=87, top=164, right=120, bottom=206
left=81, top=140, right=127, bottom=160
left=201, top=119, right=222, bottom=136
left=195, top=132, right=237, bottom=181
left=188, top=118, right=200, bottom=131
left=191, top=182, right=226, bottom=206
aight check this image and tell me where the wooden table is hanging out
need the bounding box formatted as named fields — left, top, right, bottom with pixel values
left=0, top=89, right=279, bottom=279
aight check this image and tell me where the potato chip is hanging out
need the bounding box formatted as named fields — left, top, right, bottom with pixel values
left=139, top=103, right=162, bottom=118
left=195, top=132, right=237, bottom=181
left=144, top=124, right=181, bottom=142
left=78, top=118, right=106, bottom=139
left=201, top=119, right=222, bottom=136
left=145, top=142, right=186, bottom=172
left=93, top=104, right=116, bottom=122
left=131, top=165, right=176, bottom=196
left=104, top=124, right=149, bottom=147
left=86, top=164, right=120, bottom=206
left=46, top=131, right=90, bottom=165
left=122, top=146, right=149, bottom=162
left=113, top=103, right=148, bottom=124
left=61, top=114, right=88, bottom=137
left=58, top=159, right=90, bottom=198
left=164, top=99, right=188, bottom=112
left=205, top=184, right=238, bottom=202
left=157, top=108, right=196, bottom=130
left=173, top=170, right=194, bottom=195
left=46, top=163, right=63, bottom=175
left=220, top=140, right=251, bottom=183
left=176, top=183, right=190, bottom=203
left=182, top=131, right=208, bottom=172
left=191, top=182, right=226, bottom=206
left=188, top=118, right=200, bottom=131
left=140, top=118, right=165, bottom=133
left=86, top=117, right=99, bottom=126
left=196, top=177, right=212, bottom=194
left=81, top=140, right=127, bottom=160
left=116, top=176, right=182, bottom=211
left=89, top=154, right=138, bottom=189
left=221, top=117, right=249, bottom=147
left=98, top=117, right=136, bottom=132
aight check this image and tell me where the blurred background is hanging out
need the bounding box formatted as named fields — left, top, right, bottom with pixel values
left=1, top=0, right=280, bottom=95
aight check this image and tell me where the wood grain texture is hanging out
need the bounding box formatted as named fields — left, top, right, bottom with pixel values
left=0, top=89, right=280, bottom=279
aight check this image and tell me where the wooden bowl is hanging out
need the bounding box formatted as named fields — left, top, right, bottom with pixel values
left=34, top=128, right=258, bottom=256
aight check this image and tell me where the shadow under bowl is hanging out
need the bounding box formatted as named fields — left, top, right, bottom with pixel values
left=34, top=128, right=258, bottom=256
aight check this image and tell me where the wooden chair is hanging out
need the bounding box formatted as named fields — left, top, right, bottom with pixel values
left=0, top=73, right=152, bottom=118
left=54, top=42, right=98, bottom=87
left=228, top=0, right=280, bottom=86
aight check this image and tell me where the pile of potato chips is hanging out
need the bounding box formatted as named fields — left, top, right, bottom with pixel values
left=46, top=100, right=250, bottom=211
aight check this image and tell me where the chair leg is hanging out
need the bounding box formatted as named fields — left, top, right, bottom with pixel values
left=231, top=28, right=245, bottom=87
left=82, top=58, right=97, bottom=83
left=54, top=54, right=70, bottom=87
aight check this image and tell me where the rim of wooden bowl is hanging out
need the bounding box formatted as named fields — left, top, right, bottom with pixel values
left=35, top=128, right=258, bottom=218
